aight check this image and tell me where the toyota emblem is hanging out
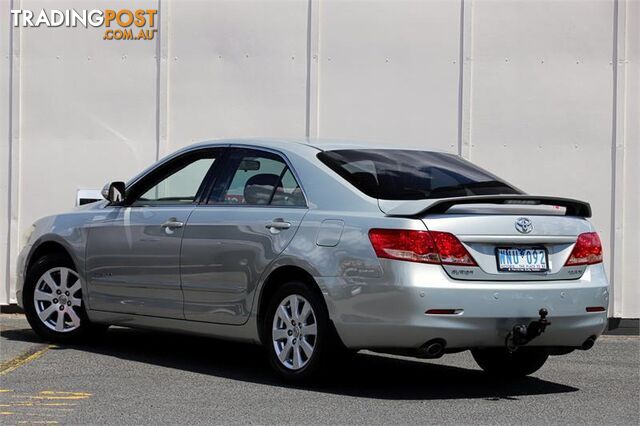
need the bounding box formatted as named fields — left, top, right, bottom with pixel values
left=515, top=217, right=533, bottom=234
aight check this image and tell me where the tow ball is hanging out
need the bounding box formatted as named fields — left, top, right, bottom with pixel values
left=505, top=308, right=552, bottom=352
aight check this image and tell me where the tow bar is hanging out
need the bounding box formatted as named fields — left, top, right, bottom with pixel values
left=505, top=308, right=552, bottom=352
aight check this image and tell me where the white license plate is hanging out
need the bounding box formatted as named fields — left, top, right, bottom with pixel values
left=496, top=247, right=548, bottom=272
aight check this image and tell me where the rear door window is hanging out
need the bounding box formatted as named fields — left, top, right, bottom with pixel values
left=317, top=149, right=521, bottom=200
left=210, top=149, right=306, bottom=207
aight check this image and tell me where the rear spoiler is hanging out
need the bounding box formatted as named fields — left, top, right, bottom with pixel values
left=380, top=195, right=592, bottom=218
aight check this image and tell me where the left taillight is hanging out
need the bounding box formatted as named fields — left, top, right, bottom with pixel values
left=565, top=232, right=603, bottom=266
left=368, top=229, right=477, bottom=266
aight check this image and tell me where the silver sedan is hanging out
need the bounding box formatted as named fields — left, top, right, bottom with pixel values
left=16, top=139, right=609, bottom=381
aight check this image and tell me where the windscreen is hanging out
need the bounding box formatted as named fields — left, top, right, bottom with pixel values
left=317, top=149, right=521, bottom=200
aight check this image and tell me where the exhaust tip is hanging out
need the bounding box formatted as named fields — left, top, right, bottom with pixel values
left=581, top=336, right=597, bottom=351
left=418, top=339, right=446, bottom=358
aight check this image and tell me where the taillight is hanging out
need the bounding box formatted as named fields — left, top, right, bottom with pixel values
left=429, top=231, right=477, bottom=265
left=368, top=229, right=477, bottom=266
left=565, top=232, right=603, bottom=266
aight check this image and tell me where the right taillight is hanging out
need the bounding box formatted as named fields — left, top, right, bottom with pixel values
left=368, top=229, right=477, bottom=266
left=565, top=232, right=603, bottom=266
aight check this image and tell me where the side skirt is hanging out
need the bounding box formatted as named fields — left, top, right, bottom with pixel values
left=87, top=309, right=261, bottom=344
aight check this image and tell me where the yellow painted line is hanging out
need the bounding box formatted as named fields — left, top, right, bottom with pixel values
left=39, top=391, right=91, bottom=396
left=0, top=345, right=52, bottom=376
left=30, top=391, right=92, bottom=400
left=0, top=389, right=14, bottom=393
left=8, top=401, right=75, bottom=407
left=39, top=403, right=76, bottom=407
left=0, top=411, right=15, bottom=415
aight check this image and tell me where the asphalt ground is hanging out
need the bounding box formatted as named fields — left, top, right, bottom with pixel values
left=1, top=313, right=638, bottom=425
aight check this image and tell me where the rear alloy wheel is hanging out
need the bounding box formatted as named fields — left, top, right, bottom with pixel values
left=472, top=347, right=549, bottom=378
left=24, top=253, right=107, bottom=343
left=272, top=294, right=318, bottom=370
left=265, top=281, right=331, bottom=381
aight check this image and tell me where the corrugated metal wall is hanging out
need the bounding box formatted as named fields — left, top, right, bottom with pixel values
left=1, top=0, right=638, bottom=317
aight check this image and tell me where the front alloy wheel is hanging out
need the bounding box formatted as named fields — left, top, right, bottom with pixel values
left=24, top=253, right=107, bottom=342
left=34, top=267, right=83, bottom=332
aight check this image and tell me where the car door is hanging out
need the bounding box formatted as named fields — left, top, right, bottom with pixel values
left=86, top=148, right=222, bottom=318
left=180, top=147, right=308, bottom=324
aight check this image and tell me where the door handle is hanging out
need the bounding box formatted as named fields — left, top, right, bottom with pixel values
left=161, top=218, right=184, bottom=229
left=266, top=219, right=291, bottom=230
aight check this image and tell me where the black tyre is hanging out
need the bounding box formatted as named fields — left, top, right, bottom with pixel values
left=23, top=253, right=108, bottom=343
left=471, top=347, right=549, bottom=378
left=264, top=281, right=334, bottom=382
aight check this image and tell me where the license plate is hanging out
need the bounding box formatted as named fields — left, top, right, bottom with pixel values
left=496, top=247, right=548, bottom=272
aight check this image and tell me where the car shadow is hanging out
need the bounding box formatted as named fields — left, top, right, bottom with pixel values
left=1, top=325, right=579, bottom=400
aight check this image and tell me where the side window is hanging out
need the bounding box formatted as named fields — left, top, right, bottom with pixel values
left=271, top=168, right=306, bottom=207
left=215, top=150, right=306, bottom=207
left=130, top=154, right=217, bottom=207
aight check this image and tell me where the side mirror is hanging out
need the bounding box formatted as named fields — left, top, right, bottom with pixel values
left=101, top=181, right=126, bottom=204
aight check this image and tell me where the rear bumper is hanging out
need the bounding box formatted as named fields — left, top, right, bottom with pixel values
left=319, top=262, right=609, bottom=350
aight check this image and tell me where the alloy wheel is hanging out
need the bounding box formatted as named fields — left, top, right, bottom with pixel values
left=33, top=267, right=83, bottom=333
left=272, top=294, right=317, bottom=370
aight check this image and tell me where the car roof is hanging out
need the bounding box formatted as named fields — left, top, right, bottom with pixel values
left=127, top=137, right=450, bottom=187
left=181, top=137, right=446, bottom=155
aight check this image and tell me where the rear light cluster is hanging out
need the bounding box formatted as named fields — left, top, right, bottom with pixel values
left=368, top=229, right=477, bottom=266
left=565, top=232, right=603, bottom=266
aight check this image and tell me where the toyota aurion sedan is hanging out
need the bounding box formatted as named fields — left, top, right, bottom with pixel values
left=17, top=139, right=609, bottom=381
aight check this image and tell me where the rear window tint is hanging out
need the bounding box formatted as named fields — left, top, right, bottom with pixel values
left=317, top=149, right=521, bottom=200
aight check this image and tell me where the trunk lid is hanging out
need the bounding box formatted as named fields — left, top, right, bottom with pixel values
left=379, top=196, right=593, bottom=281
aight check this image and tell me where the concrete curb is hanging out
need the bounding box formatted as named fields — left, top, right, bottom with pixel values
left=605, top=318, right=640, bottom=336
left=1, top=304, right=24, bottom=314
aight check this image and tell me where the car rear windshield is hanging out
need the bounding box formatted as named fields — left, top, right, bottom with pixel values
left=317, top=149, right=521, bottom=200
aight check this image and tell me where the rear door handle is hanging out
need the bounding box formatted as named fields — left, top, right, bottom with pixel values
left=266, top=219, right=291, bottom=230
left=161, top=218, right=184, bottom=229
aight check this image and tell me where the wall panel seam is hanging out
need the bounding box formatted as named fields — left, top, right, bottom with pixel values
left=306, top=0, right=319, bottom=138
left=155, top=0, right=167, bottom=160
left=8, top=0, right=21, bottom=304
left=458, top=0, right=473, bottom=159
left=3, top=0, right=14, bottom=304
left=611, top=0, right=627, bottom=317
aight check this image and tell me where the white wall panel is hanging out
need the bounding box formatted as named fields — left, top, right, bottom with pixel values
left=1, top=0, right=637, bottom=317
left=621, top=0, right=639, bottom=316
left=3, top=0, right=159, bottom=302
left=317, top=0, right=461, bottom=151
left=16, top=0, right=158, bottom=245
left=469, top=0, right=616, bottom=278
left=166, top=0, right=309, bottom=151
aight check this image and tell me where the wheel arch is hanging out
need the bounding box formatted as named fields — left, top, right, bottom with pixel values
left=26, top=238, right=77, bottom=276
left=256, top=265, right=325, bottom=345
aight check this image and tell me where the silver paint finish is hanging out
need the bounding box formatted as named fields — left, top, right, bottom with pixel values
left=85, top=206, right=192, bottom=318
left=315, top=219, right=345, bottom=247
left=16, top=139, right=610, bottom=353
left=422, top=214, right=593, bottom=281
left=180, top=206, right=307, bottom=324
left=319, top=261, right=608, bottom=349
